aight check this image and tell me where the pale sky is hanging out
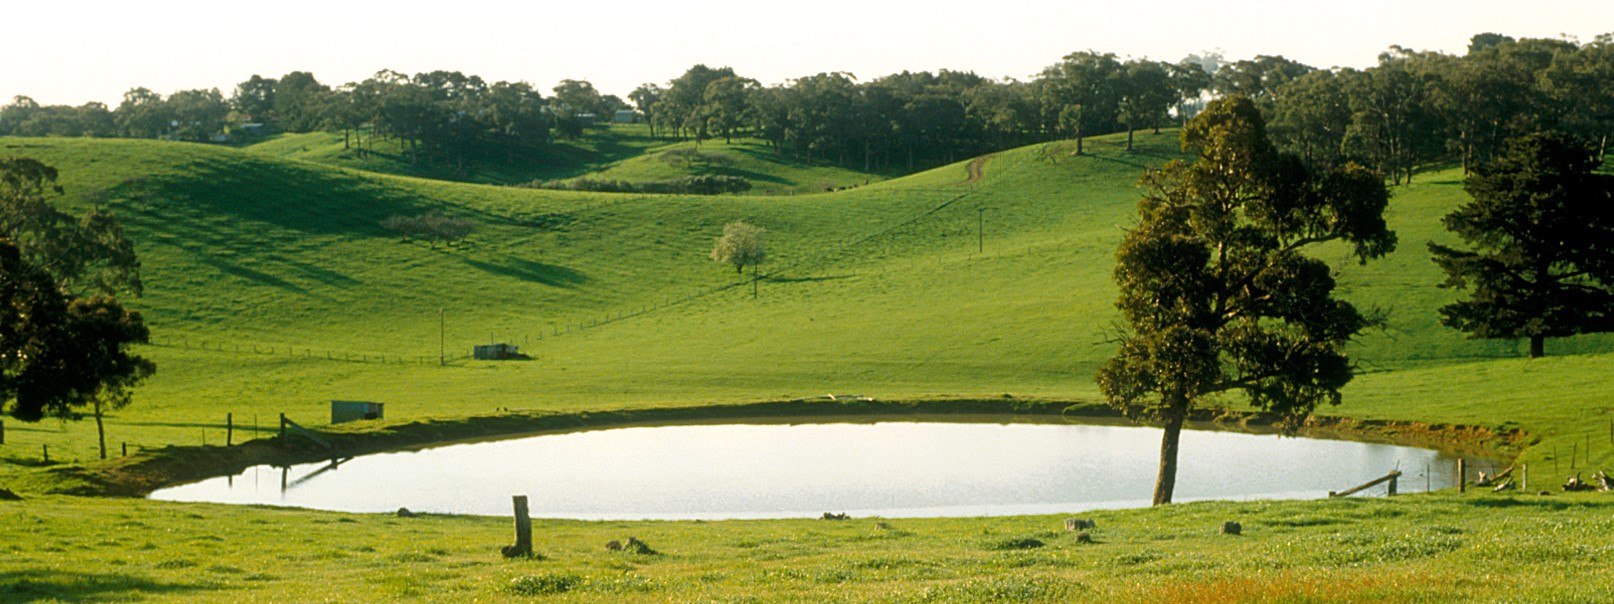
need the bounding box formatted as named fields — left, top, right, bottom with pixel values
left=4, top=0, right=1610, bottom=107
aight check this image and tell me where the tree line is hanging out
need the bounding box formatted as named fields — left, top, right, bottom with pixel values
left=2, top=32, right=1607, bottom=178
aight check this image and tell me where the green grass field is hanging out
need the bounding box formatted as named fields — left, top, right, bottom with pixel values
left=4, top=129, right=1614, bottom=601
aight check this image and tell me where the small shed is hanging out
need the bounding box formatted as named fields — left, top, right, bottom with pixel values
left=474, top=343, right=524, bottom=360
left=331, top=400, right=385, bottom=424
left=613, top=109, right=641, bottom=124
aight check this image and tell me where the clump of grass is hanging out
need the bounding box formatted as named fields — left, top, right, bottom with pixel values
left=587, top=573, right=661, bottom=594
left=915, top=576, right=1080, bottom=602
left=984, top=536, right=1045, bottom=551
left=506, top=573, right=584, bottom=596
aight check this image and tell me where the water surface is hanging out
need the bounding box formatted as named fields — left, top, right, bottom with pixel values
left=152, top=419, right=1463, bottom=519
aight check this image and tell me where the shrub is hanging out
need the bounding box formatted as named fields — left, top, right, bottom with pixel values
left=524, top=175, right=751, bottom=195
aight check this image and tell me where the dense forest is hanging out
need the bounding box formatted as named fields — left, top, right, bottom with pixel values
left=2, top=32, right=1609, bottom=179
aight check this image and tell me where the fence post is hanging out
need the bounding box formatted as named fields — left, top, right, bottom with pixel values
left=1388, top=473, right=1397, bottom=496
left=42, top=444, right=48, bottom=463
left=503, top=495, right=534, bottom=558
left=0, top=419, right=5, bottom=445
left=1457, top=458, right=1466, bottom=493
left=122, top=442, right=128, bottom=456
left=227, top=413, right=234, bottom=446
left=1522, top=463, right=1529, bottom=491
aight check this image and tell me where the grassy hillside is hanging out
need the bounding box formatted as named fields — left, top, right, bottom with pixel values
left=3, top=131, right=1613, bottom=469
left=243, top=123, right=671, bottom=185
left=567, top=137, right=892, bottom=195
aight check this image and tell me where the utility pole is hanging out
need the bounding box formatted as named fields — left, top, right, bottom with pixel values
left=438, top=308, right=445, bottom=366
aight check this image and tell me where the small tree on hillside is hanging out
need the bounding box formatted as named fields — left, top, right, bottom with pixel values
left=1430, top=132, right=1614, bottom=357
left=1098, top=96, right=1396, bottom=506
left=710, top=220, right=766, bottom=274
left=381, top=212, right=478, bottom=248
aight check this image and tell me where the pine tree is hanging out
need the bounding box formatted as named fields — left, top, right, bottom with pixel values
left=1430, top=132, right=1614, bottom=358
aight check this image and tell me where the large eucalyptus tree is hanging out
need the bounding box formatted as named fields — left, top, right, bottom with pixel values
left=1098, top=96, right=1396, bottom=505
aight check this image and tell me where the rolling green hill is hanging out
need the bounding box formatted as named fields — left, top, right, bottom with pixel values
left=242, top=125, right=890, bottom=193
left=563, top=137, right=893, bottom=195
left=3, top=130, right=1613, bottom=470
left=242, top=124, right=671, bottom=185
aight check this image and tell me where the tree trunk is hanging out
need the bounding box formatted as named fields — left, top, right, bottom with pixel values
left=1531, top=258, right=1549, bottom=359
left=1152, top=393, right=1189, bottom=505
left=1126, top=124, right=1135, bottom=151
left=94, top=400, right=107, bottom=460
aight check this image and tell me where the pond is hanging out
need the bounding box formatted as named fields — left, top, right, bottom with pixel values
left=150, top=417, right=1468, bottom=519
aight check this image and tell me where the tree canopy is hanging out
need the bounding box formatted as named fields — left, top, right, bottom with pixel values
left=0, top=157, right=141, bottom=296
left=1430, top=132, right=1614, bottom=357
left=1, top=158, right=154, bottom=458
left=710, top=221, right=766, bottom=275
left=2, top=31, right=1610, bottom=183
left=1097, top=96, right=1395, bottom=505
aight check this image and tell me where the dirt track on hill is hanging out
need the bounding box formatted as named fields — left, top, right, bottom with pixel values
left=954, top=155, right=993, bottom=185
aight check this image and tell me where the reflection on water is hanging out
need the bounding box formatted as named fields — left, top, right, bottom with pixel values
left=153, top=420, right=1466, bottom=519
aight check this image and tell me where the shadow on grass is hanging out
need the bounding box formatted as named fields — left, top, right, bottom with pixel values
left=1464, top=496, right=1572, bottom=510
left=0, top=569, right=216, bottom=603
left=197, top=257, right=309, bottom=294
left=148, top=157, right=425, bottom=237
left=767, top=274, right=854, bottom=284
left=462, top=258, right=588, bottom=288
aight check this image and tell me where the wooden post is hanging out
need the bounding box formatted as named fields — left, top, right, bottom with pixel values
left=42, top=444, right=48, bottom=463
left=1388, top=473, right=1398, bottom=496
left=227, top=413, right=234, bottom=447
left=122, top=442, right=128, bottom=456
left=503, top=495, right=534, bottom=558
left=1522, top=463, right=1529, bottom=491
left=1458, top=458, right=1466, bottom=493
left=1329, top=470, right=1402, bottom=498
left=0, top=419, right=5, bottom=445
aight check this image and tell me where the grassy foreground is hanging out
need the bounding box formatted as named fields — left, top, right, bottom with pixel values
left=6, top=493, right=1614, bottom=603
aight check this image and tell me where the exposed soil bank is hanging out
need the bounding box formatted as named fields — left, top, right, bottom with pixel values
left=21, top=397, right=1526, bottom=498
